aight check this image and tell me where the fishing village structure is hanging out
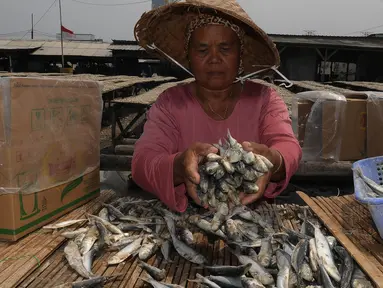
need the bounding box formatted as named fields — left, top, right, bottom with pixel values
left=1, top=1, right=383, bottom=287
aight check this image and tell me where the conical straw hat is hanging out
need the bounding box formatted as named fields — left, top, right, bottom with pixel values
left=134, top=0, right=280, bottom=75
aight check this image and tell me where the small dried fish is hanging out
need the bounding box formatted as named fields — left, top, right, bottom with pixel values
left=80, top=225, right=99, bottom=255
left=334, top=246, right=354, bottom=288
left=188, top=273, right=221, bottom=288
left=43, top=219, right=88, bottom=230
left=203, top=263, right=252, bottom=277
left=64, top=240, right=93, bottom=279
left=163, top=215, right=207, bottom=265
left=61, top=228, right=89, bottom=239
left=139, top=260, right=166, bottom=281
left=207, top=275, right=243, bottom=288
left=241, top=275, right=265, bottom=288
left=107, top=237, right=143, bottom=265
left=313, top=222, right=341, bottom=282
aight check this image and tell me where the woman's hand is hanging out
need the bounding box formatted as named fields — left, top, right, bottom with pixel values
left=239, top=141, right=284, bottom=205
left=173, top=142, right=218, bottom=208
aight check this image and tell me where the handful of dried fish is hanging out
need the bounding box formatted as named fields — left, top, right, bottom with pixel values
left=196, top=129, right=273, bottom=213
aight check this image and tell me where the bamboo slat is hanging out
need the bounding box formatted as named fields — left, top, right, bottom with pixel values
left=297, top=191, right=383, bottom=287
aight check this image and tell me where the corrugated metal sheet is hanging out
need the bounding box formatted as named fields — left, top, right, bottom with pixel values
left=32, top=40, right=111, bottom=57
left=0, top=39, right=42, bottom=50
left=270, top=35, right=383, bottom=50
left=108, top=44, right=143, bottom=51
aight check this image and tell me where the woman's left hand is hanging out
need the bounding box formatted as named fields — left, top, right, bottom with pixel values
left=238, top=141, right=279, bottom=205
left=239, top=172, right=271, bottom=205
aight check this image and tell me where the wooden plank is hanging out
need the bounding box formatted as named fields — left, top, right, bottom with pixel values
left=297, top=191, right=383, bottom=287
left=115, top=145, right=135, bottom=155
left=295, top=160, right=353, bottom=177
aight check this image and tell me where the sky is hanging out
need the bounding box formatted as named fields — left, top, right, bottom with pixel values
left=0, top=0, right=383, bottom=42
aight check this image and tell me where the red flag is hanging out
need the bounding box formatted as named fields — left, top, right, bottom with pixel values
left=61, top=25, right=74, bottom=34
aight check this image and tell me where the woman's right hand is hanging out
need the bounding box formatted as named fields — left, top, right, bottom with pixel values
left=173, top=142, right=218, bottom=208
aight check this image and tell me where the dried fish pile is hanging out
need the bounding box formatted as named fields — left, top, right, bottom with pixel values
left=44, top=196, right=374, bottom=288
left=197, top=129, right=273, bottom=231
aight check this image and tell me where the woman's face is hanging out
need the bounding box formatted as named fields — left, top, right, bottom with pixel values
left=188, top=25, right=241, bottom=90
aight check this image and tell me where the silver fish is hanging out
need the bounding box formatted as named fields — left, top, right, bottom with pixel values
left=64, top=240, right=93, bottom=279
left=206, top=153, right=223, bottom=162
left=258, top=236, right=273, bottom=267
left=188, top=215, right=227, bottom=239
left=206, top=161, right=221, bottom=175
left=318, top=260, right=336, bottom=288
left=334, top=246, right=354, bottom=288
left=160, top=239, right=172, bottom=263
left=107, top=237, right=143, bottom=265
left=80, top=225, right=99, bottom=255
left=242, top=151, right=256, bottom=165
left=139, top=260, right=166, bottom=281
left=234, top=161, right=247, bottom=174
left=351, top=267, right=373, bottom=288
left=211, top=202, right=229, bottom=231
left=98, top=207, right=110, bottom=222
left=61, top=228, right=89, bottom=239
left=189, top=273, right=221, bottom=288
left=87, top=214, right=124, bottom=235
left=276, top=249, right=290, bottom=288
left=43, top=219, right=88, bottom=230
left=82, top=241, right=101, bottom=273
left=313, top=223, right=341, bottom=282
left=241, top=275, right=266, bottom=288
left=139, top=236, right=161, bottom=261
left=180, top=227, right=194, bottom=245
left=207, top=275, right=243, bottom=288
left=309, top=238, right=319, bottom=273
left=231, top=249, right=274, bottom=286
left=163, top=215, right=207, bottom=265
left=102, top=202, right=125, bottom=219
left=253, top=155, right=270, bottom=173
left=204, top=263, right=252, bottom=277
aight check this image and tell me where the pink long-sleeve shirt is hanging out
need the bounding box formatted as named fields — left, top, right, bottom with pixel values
left=131, top=80, right=302, bottom=212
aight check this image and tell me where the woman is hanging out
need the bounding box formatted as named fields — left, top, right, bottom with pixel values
left=131, top=0, right=302, bottom=212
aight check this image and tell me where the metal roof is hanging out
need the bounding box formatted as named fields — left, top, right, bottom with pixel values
left=32, top=40, right=111, bottom=57
left=0, top=39, right=42, bottom=50
left=108, top=44, right=143, bottom=51
left=269, top=34, right=383, bottom=50
left=0, top=39, right=111, bottom=57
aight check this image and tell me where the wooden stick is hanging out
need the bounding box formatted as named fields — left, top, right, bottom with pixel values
left=115, top=145, right=135, bottom=155
left=297, top=191, right=383, bottom=287
left=295, top=160, right=353, bottom=177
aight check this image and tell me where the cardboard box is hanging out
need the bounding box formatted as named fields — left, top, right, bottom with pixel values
left=0, top=77, right=103, bottom=241
left=0, top=77, right=102, bottom=193
left=0, top=168, right=100, bottom=241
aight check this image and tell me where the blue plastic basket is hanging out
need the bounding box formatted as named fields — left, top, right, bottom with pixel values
left=353, top=156, right=383, bottom=239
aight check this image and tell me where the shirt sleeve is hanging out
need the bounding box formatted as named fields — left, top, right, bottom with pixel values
left=131, top=91, right=188, bottom=212
left=258, top=86, right=302, bottom=198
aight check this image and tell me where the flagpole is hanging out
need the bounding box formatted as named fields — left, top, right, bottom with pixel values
left=58, top=0, right=65, bottom=68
